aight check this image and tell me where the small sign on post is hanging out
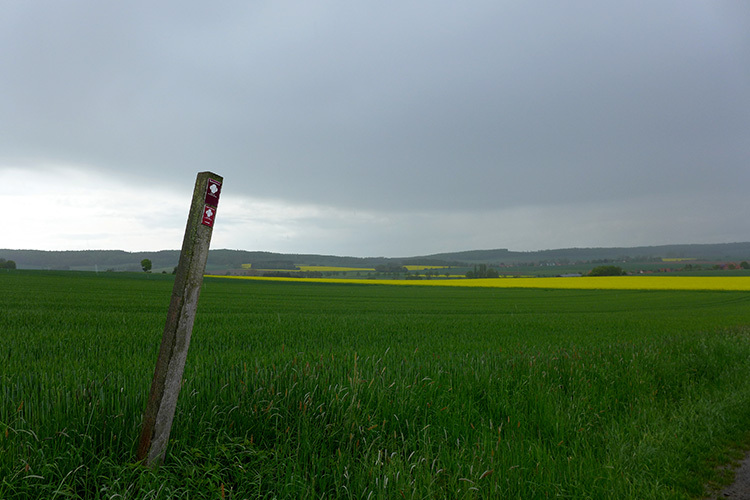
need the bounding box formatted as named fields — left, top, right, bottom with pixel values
left=137, top=171, right=223, bottom=466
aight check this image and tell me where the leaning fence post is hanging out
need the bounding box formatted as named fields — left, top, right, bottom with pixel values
left=137, top=171, right=223, bottom=466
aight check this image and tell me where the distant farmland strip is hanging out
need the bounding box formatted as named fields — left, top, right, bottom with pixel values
left=297, top=265, right=375, bottom=272
left=239, top=265, right=377, bottom=272
left=403, top=265, right=449, bottom=271
left=207, top=275, right=750, bottom=291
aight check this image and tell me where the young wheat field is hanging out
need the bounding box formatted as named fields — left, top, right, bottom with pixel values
left=2, top=271, right=750, bottom=499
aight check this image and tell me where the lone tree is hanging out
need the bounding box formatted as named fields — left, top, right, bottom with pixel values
left=141, top=259, right=152, bottom=273
left=0, top=258, right=16, bottom=270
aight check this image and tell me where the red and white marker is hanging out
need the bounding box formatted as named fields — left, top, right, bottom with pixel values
left=201, top=205, right=216, bottom=227
left=205, top=178, right=222, bottom=206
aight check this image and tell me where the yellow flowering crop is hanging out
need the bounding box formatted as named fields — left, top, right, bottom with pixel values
left=297, top=265, right=375, bottom=272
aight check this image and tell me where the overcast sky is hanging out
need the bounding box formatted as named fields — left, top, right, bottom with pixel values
left=2, top=1, right=749, bottom=257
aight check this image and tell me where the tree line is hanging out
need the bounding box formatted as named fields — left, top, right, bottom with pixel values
left=465, top=264, right=499, bottom=278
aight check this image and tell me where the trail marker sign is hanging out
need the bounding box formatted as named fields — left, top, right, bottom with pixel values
left=202, top=205, right=216, bottom=227
left=137, top=171, right=223, bottom=466
left=205, top=178, right=222, bottom=205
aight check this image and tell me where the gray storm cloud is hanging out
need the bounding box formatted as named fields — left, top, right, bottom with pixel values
left=2, top=1, right=749, bottom=254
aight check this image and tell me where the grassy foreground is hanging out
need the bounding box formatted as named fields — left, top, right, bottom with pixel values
left=2, top=271, right=750, bottom=498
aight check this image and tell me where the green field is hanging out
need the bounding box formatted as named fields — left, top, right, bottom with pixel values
left=2, top=271, right=750, bottom=499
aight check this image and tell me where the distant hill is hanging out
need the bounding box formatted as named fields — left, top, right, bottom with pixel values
left=2, top=242, right=750, bottom=272
left=423, top=242, right=750, bottom=264
left=0, top=249, right=394, bottom=272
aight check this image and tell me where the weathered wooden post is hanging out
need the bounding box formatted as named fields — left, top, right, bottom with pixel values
left=137, top=171, right=223, bottom=466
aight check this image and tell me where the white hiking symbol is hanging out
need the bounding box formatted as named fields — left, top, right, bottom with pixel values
left=209, top=184, right=219, bottom=195
left=205, top=208, right=214, bottom=218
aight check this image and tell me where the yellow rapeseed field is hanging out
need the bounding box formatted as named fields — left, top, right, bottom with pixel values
left=207, top=275, right=750, bottom=291
left=297, top=265, right=375, bottom=272
left=403, top=265, right=450, bottom=271
left=238, top=265, right=375, bottom=272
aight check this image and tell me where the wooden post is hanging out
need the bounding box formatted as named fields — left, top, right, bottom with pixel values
left=137, top=171, right=223, bottom=466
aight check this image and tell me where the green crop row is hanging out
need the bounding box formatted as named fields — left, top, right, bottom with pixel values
left=2, top=271, right=750, bottom=498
